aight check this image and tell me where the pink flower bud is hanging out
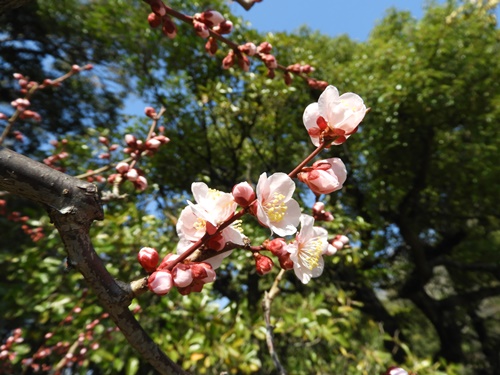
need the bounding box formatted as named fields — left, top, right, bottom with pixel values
left=213, top=20, right=233, bottom=34
left=202, top=266, right=216, bottom=283
left=148, top=270, right=173, bottom=295
left=126, top=168, right=139, bottom=181
left=162, top=17, right=177, bottom=39
left=278, top=253, right=294, bottom=270
left=0, top=113, right=7, bottom=120
left=115, top=161, right=130, bottom=174
left=150, top=0, right=166, bottom=16
left=138, top=247, right=159, bottom=273
left=332, top=240, right=344, bottom=249
left=172, top=264, right=193, bottom=287
left=124, top=134, right=137, bottom=147
left=312, top=201, right=334, bottom=222
left=13, top=73, right=24, bottom=80
left=284, top=71, right=292, bottom=86
left=135, top=175, right=148, bottom=191
left=83, top=64, right=93, bottom=70
left=71, top=64, right=81, bottom=72
left=147, top=12, right=162, bottom=28
left=265, top=238, right=287, bottom=257
left=336, top=234, right=349, bottom=245
left=146, top=138, right=162, bottom=150
left=297, top=158, right=347, bottom=195
left=191, top=262, right=214, bottom=279
left=261, top=54, right=277, bottom=69
left=254, top=253, right=274, bottom=275
left=237, top=54, right=250, bottom=72
left=238, top=42, right=257, bottom=56
left=193, top=20, right=210, bottom=38
left=158, top=253, right=179, bottom=270
left=154, top=135, right=169, bottom=144
left=202, top=10, right=225, bottom=27
left=301, top=64, right=314, bottom=74
left=144, top=106, right=157, bottom=118
left=222, top=50, right=235, bottom=69
left=257, top=41, right=272, bottom=54
left=232, top=181, right=256, bottom=207
left=205, top=37, right=218, bottom=56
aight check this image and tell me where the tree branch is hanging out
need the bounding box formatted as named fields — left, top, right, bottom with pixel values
left=0, top=147, right=187, bottom=375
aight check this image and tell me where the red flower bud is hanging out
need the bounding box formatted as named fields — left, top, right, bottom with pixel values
left=254, top=253, right=274, bottom=275
left=147, top=12, right=162, bottom=28
left=138, top=247, right=159, bottom=273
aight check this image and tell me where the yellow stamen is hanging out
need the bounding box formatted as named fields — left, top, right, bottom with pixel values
left=193, top=217, right=206, bottom=232
left=299, top=238, right=323, bottom=270
left=264, top=192, right=287, bottom=222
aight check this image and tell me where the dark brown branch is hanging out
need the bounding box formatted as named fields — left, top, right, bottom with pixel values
left=0, top=0, right=31, bottom=14
left=0, top=147, right=187, bottom=375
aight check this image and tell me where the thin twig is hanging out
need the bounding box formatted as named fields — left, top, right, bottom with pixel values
left=262, top=269, right=287, bottom=375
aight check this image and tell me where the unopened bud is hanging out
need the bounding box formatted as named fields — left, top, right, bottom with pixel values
left=138, top=247, right=159, bottom=273
left=147, top=12, right=162, bottom=28
left=124, top=134, right=137, bottom=147
left=238, top=42, right=257, bottom=56
left=144, top=106, right=157, bottom=118
left=126, top=168, right=139, bottom=181
left=202, top=10, right=225, bottom=27
left=172, top=263, right=193, bottom=288
left=146, top=138, right=162, bottom=150
left=162, top=17, right=177, bottom=39
left=232, top=181, right=255, bottom=207
left=257, top=41, right=272, bottom=54
left=135, top=175, right=148, bottom=191
left=148, top=270, right=173, bottom=295
left=254, top=253, right=274, bottom=275
left=213, top=20, right=233, bottom=34
left=222, top=50, right=235, bottom=69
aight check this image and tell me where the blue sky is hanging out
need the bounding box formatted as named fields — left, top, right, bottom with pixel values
left=228, top=0, right=494, bottom=40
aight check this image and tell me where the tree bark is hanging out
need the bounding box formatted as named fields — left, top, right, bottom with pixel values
left=0, top=147, right=188, bottom=375
left=0, top=0, right=31, bottom=14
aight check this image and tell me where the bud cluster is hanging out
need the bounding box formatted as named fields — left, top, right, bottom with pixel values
left=43, top=139, right=69, bottom=172
left=4, top=210, right=45, bottom=242
left=138, top=248, right=217, bottom=296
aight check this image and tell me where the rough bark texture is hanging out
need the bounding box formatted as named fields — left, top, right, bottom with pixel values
left=0, top=147, right=187, bottom=375
left=0, top=0, right=31, bottom=14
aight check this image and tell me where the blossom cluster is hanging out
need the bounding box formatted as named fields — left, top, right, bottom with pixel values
left=138, top=84, right=366, bottom=295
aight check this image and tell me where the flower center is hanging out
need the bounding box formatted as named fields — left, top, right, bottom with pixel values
left=299, top=238, right=323, bottom=270
left=264, top=192, right=287, bottom=222
left=208, top=188, right=223, bottom=200
left=193, top=217, right=206, bottom=232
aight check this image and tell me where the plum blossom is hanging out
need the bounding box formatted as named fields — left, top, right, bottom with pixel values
left=148, top=270, right=173, bottom=295
left=286, top=214, right=329, bottom=284
left=176, top=182, right=247, bottom=269
left=303, top=85, right=367, bottom=147
left=298, top=158, right=347, bottom=195
left=254, top=172, right=301, bottom=237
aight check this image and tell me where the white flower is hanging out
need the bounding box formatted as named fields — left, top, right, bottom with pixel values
left=303, top=85, right=367, bottom=146
left=286, top=214, right=328, bottom=284
left=176, top=182, right=247, bottom=269
left=255, top=172, right=301, bottom=237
